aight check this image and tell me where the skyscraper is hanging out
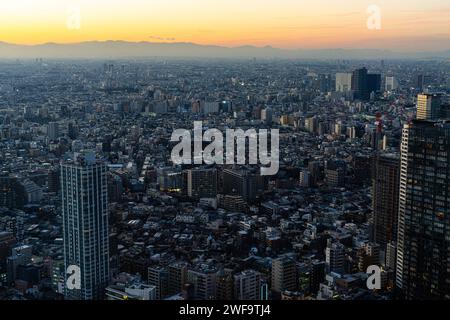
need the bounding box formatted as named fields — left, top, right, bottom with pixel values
left=335, top=73, right=352, bottom=92
left=416, top=93, right=442, bottom=120
left=352, top=67, right=369, bottom=100
left=372, top=153, right=400, bottom=248
left=367, top=73, right=381, bottom=95
left=396, top=120, right=450, bottom=299
left=61, top=151, right=110, bottom=300
left=352, top=68, right=381, bottom=100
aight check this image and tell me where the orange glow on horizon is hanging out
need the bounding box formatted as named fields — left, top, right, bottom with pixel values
left=0, top=0, right=449, bottom=51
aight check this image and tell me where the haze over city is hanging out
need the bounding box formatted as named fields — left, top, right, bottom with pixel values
left=0, top=0, right=449, bottom=311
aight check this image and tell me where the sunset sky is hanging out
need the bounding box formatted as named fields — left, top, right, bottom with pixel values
left=1, top=0, right=449, bottom=51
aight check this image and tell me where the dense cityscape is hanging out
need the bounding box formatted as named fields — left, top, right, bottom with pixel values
left=0, top=58, right=449, bottom=301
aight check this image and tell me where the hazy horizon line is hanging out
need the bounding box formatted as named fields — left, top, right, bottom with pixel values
left=1, top=39, right=450, bottom=53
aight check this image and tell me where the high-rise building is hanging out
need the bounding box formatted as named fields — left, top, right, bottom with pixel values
left=367, top=74, right=382, bottom=95
left=385, top=76, right=399, bottom=91
left=325, top=240, right=345, bottom=274
left=187, top=267, right=217, bottom=300
left=261, top=108, right=273, bottom=124
left=441, top=103, right=450, bottom=119
left=416, top=93, right=442, bottom=120
left=47, top=167, right=60, bottom=193
left=352, top=68, right=381, bottom=100
left=352, top=154, right=373, bottom=184
left=157, top=167, right=182, bottom=192
left=396, top=120, right=450, bottom=299
left=364, top=242, right=381, bottom=267
left=222, top=169, right=266, bottom=202
left=216, top=269, right=234, bottom=300
left=6, top=245, right=32, bottom=284
left=47, top=122, right=60, bottom=140
left=334, top=121, right=345, bottom=136
left=305, top=116, right=319, bottom=134
left=415, top=74, right=431, bottom=91
left=61, top=152, right=109, bottom=300
left=319, top=73, right=333, bottom=92
left=20, top=179, right=42, bottom=204
left=68, top=122, right=78, bottom=140
left=148, top=266, right=169, bottom=300
left=202, top=101, right=220, bottom=114
left=0, top=216, right=24, bottom=242
left=0, top=172, right=25, bottom=209
left=385, top=241, right=397, bottom=271
left=234, top=270, right=261, bottom=300
left=23, top=106, right=34, bottom=120
left=185, top=168, right=217, bottom=199
left=308, top=161, right=321, bottom=187
left=299, top=170, right=311, bottom=188
left=168, top=262, right=188, bottom=296
left=335, top=73, right=352, bottom=92
left=415, top=74, right=424, bottom=90
left=0, top=232, right=15, bottom=274
left=309, top=260, right=326, bottom=294
left=352, top=68, right=369, bottom=100
left=372, top=153, right=400, bottom=248
left=107, top=174, right=123, bottom=203
left=346, top=126, right=356, bottom=140
left=271, top=256, right=297, bottom=293
left=325, top=161, right=346, bottom=188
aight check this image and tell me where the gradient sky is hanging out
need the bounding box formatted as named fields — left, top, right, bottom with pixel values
left=1, top=0, right=449, bottom=51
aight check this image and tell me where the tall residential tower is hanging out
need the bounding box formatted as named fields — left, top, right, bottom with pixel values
left=416, top=93, right=442, bottom=120
left=61, top=151, right=110, bottom=300
left=372, top=153, right=400, bottom=249
left=396, top=120, right=450, bottom=299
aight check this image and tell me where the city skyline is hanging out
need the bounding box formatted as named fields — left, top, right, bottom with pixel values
left=0, top=0, right=449, bottom=306
left=1, top=0, right=450, bottom=51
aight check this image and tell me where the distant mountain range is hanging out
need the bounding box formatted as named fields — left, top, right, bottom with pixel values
left=0, top=41, right=449, bottom=60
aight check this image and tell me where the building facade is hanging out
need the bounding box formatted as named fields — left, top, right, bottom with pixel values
left=61, top=152, right=110, bottom=300
left=373, top=153, right=400, bottom=248
left=396, top=120, right=450, bottom=299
